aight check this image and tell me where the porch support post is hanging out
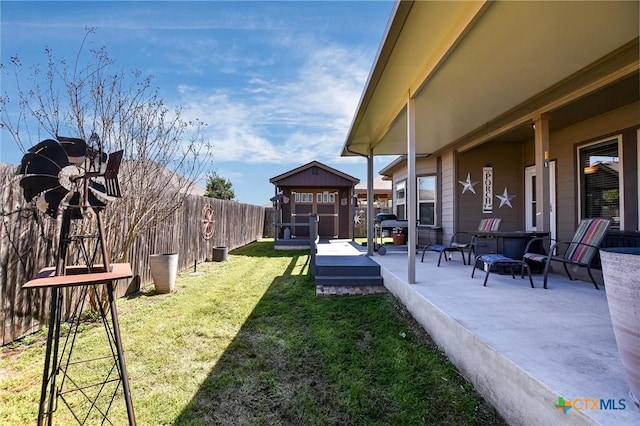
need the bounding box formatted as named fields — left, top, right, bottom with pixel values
left=534, top=114, right=550, bottom=233
left=407, top=94, right=417, bottom=284
left=366, top=149, right=374, bottom=256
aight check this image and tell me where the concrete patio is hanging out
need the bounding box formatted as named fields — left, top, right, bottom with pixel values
left=316, top=240, right=640, bottom=426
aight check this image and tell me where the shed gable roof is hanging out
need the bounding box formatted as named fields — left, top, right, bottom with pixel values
left=269, top=161, right=359, bottom=187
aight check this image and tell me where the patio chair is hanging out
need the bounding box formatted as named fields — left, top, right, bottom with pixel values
left=421, top=218, right=502, bottom=267
left=466, top=218, right=503, bottom=263
left=521, top=218, right=611, bottom=289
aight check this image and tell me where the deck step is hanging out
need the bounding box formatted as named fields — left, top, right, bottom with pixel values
left=314, top=264, right=380, bottom=276
left=313, top=255, right=383, bottom=287
left=314, top=275, right=383, bottom=287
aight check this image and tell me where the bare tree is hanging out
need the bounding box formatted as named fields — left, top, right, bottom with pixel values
left=1, top=28, right=213, bottom=262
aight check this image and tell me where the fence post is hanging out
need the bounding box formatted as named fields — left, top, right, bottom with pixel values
left=309, top=213, right=319, bottom=275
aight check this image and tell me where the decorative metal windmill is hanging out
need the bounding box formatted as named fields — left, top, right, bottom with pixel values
left=18, top=134, right=123, bottom=271
left=18, top=134, right=136, bottom=425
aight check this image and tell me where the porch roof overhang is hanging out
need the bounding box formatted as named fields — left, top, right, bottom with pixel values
left=341, top=0, right=639, bottom=158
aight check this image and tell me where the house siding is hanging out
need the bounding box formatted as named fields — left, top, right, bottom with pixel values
left=456, top=141, right=526, bottom=232
left=549, top=102, right=639, bottom=240
left=441, top=151, right=455, bottom=244
left=386, top=100, right=639, bottom=244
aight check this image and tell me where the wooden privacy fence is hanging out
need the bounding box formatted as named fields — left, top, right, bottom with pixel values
left=0, top=164, right=268, bottom=346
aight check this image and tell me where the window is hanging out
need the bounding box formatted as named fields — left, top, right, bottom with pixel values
left=395, top=181, right=406, bottom=219
left=579, top=136, right=620, bottom=229
left=298, top=192, right=313, bottom=203
left=418, top=176, right=436, bottom=225
left=313, top=191, right=336, bottom=204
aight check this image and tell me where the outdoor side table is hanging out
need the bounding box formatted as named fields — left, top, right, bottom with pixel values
left=23, top=263, right=136, bottom=425
left=470, top=231, right=549, bottom=261
left=471, top=254, right=534, bottom=288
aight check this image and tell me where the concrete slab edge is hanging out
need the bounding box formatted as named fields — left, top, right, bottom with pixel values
left=380, top=267, right=600, bottom=426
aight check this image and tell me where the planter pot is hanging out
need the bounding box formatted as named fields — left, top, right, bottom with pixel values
left=212, top=246, right=228, bottom=262
left=149, top=253, right=178, bottom=294
left=392, top=233, right=406, bottom=245
left=600, top=247, right=640, bottom=408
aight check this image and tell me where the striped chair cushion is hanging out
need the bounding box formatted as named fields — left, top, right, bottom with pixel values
left=478, top=218, right=502, bottom=231
left=564, top=218, right=610, bottom=264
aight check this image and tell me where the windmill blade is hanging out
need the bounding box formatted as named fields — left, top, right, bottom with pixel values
left=57, top=135, right=87, bottom=165
left=20, top=139, right=69, bottom=172
left=35, top=186, right=69, bottom=218
left=65, top=192, right=84, bottom=220
left=88, top=180, right=110, bottom=210
left=18, top=152, right=65, bottom=177
left=19, top=175, right=60, bottom=202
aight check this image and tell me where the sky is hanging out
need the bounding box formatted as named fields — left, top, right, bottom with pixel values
left=0, top=1, right=397, bottom=206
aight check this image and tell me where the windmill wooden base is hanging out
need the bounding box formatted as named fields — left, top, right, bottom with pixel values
left=23, top=264, right=136, bottom=425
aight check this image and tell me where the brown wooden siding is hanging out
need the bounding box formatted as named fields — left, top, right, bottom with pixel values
left=441, top=152, right=455, bottom=243
left=550, top=103, right=639, bottom=240
left=275, top=166, right=356, bottom=187
left=456, top=141, right=525, bottom=233
left=280, top=188, right=354, bottom=239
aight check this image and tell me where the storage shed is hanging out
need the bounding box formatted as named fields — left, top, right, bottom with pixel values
left=270, top=161, right=359, bottom=246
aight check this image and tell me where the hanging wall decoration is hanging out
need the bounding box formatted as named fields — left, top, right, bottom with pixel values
left=482, top=166, right=493, bottom=213
left=458, top=172, right=478, bottom=194
left=496, top=187, right=516, bottom=208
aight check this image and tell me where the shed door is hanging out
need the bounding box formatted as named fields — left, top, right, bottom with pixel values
left=316, top=191, right=337, bottom=238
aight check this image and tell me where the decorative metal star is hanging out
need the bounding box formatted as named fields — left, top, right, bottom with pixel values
left=496, top=187, right=515, bottom=208
left=458, top=173, right=479, bottom=194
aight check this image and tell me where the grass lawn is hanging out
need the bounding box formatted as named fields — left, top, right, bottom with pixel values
left=0, top=240, right=505, bottom=425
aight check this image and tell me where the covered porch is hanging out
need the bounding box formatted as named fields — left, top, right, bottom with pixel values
left=367, top=247, right=639, bottom=425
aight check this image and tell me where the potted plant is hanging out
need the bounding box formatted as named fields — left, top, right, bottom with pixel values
left=392, top=227, right=406, bottom=245
left=599, top=247, right=640, bottom=408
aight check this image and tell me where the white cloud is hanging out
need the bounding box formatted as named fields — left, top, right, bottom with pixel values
left=176, top=36, right=374, bottom=168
